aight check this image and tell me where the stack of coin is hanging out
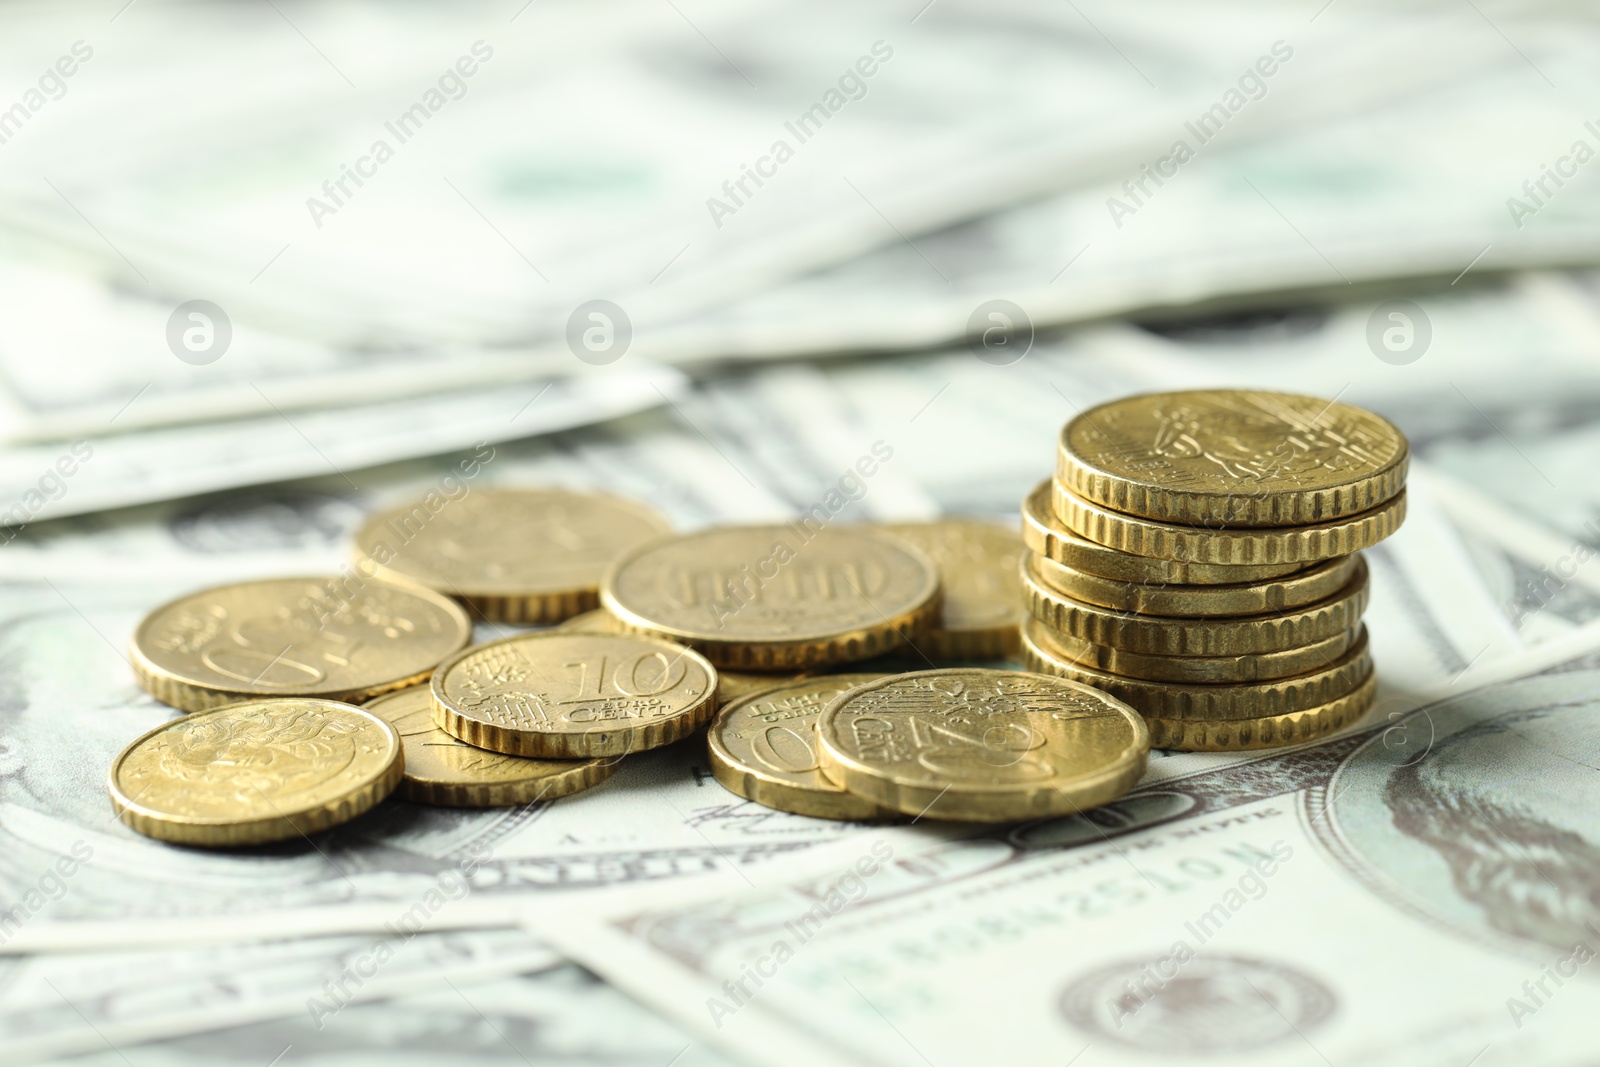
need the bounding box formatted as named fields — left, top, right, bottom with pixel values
left=1018, top=389, right=1408, bottom=751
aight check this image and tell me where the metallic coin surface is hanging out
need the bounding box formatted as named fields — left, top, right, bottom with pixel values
left=1057, top=390, right=1408, bottom=526
left=559, top=609, right=803, bottom=701
left=1052, top=481, right=1407, bottom=566
left=432, top=631, right=717, bottom=758
left=364, top=685, right=613, bottom=807
left=1031, top=552, right=1358, bottom=617
left=708, top=674, right=899, bottom=820
left=815, top=668, right=1148, bottom=823
left=108, top=698, right=403, bottom=846
left=1145, top=674, right=1378, bottom=751
left=131, top=577, right=473, bottom=713
left=1022, top=554, right=1369, bottom=656
left=1021, top=481, right=1303, bottom=585
left=1021, top=616, right=1360, bottom=684
left=601, top=525, right=941, bottom=669
left=352, top=488, right=672, bottom=623
left=1024, top=627, right=1372, bottom=720
left=883, top=520, right=1024, bottom=659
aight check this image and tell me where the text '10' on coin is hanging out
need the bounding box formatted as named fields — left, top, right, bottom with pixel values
left=559, top=609, right=804, bottom=702
left=882, top=520, right=1024, bottom=660
left=432, top=631, right=717, bottom=759
left=600, top=524, right=941, bottom=670
left=108, top=698, right=403, bottom=847
left=364, top=686, right=615, bottom=807
left=1056, top=389, right=1409, bottom=527
left=709, top=674, right=900, bottom=821
left=131, top=576, right=473, bottom=713
left=352, top=488, right=672, bottom=623
left=815, top=668, right=1149, bottom=823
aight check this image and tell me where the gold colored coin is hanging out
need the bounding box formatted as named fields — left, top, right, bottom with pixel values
left=364, top=685, right=614, bottom=807
left=815, top=668, right=1148, bottom=823
left=131, top=577, right=473, bottom=713
left=1020, top=616, right=1359, bottom=683
left=1030, top=552, right=1358, bottom=617
left=432, top=631, right=717, bottom=758
left=1021, top=481, right=1303, bottom=585
left=352, top=488, right=672, bottom=623
left=1145, top=674, right=1378, bottom=751
left=707, top=674, right=900, bottom=820
left=1022, top=554, right=1369, bottom=656
left=559, top=609, right=803, bottom=701
left=108, top=698, right=403, bottom=846
left=882, top=520, right=1024, bottom=659
left=1052, top=481, right=1407, bottom=566
left=601, top=525, right=941, bottom=670
left=1057, top=390, right=1409, bottom=526
left=1023, top=626, right=1372, bottom=720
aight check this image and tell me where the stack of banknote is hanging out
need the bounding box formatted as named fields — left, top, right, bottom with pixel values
left=1, top=1, right=1599, bottom=1064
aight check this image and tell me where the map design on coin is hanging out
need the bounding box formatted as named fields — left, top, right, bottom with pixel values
left=133, top=577, right=471, bottom=709
left=1059, top=954, right=1336, bottom=1052
left=109, top=698, right=402, bottom=845
left=1074, top=391, right=1403, bottom=491
left=1311, top=668, right=1600, bottom=963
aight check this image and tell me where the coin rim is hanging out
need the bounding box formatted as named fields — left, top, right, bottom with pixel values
left=1143, top=673, right=1379, bottom=751
left=1020, top=615, right=1360, bottom=683
left=814, top=668, right=1150, bottom=823
left=1056, top=390, right=1410, bottom=526
left=430, top=630, right=720, bottom=758
left=1051, top=481, right=1407, bottom=566
left=599, top=525, right=943, bottom=669
left=351, top=488, right=673, bottom=624
left=707, top=674, right=899, bottom=820
left=107, top=697, right=405, bottom=846
left=1022, top=553, right=1371, bottom=655
left=1023, top=627, right=1373, bottom=720
left=363, top=685, right=618, bottom=807
left=1021, top=481, right=1305, bottom=584
left=129, top=576, right=474, bottom=713
left=879, top=519, right=1025, bottom=641
left=1030, top=552, right=1358, bottom=617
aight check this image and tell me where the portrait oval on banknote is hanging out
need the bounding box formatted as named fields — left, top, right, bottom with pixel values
left=1312, top=668, right=1600, bottom=961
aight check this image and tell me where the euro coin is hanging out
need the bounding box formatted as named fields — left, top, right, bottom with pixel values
left=432, top=631, right=717, bottom=758
left=108, top=698, right=403, bottom=846
left=815, top=668, right=1148, bottom=823
left=352, top=488, right=672, bottom=623
left=708, top=674, right=899, bottom=820
left=1020, top=616, right=1359, bottom=684
left=1056, top=389, right=1408, bottom=526
left=601, top=524, right=941, bottom=669
left=1030, top=552, right=1358, bottom=617
left=131, top=576, right=473, bottom=713
left=1144, top=674, right=1378, bottom=751
left=1022, top=553, right=1369, bottom=655
left=559, top=609, right=803, bottom=701
left=1024, top=626, right=1372, bottom=720
left=364, top=685, right=614, bottom=807
left=1021, top=481, right=1303, bottom=585
left=882, top=520, right=1024, bottom=659
left=1052, top=480, right=1406, bottom=566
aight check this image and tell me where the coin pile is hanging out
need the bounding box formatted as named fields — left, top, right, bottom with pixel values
left=1018, top=389, right=1408, bottom=751
left=119, top=487, right=1130, bottom=841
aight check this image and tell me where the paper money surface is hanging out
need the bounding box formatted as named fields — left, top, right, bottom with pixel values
left=528, top=629, right=1600, bottom=1067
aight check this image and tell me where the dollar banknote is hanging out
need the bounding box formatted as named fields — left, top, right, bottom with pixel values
left=48, top=964, right=738, bottom=1067
left=528, top=624, right=1600, bottom=1067
left=0, top=928, right=555, bottom=1065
